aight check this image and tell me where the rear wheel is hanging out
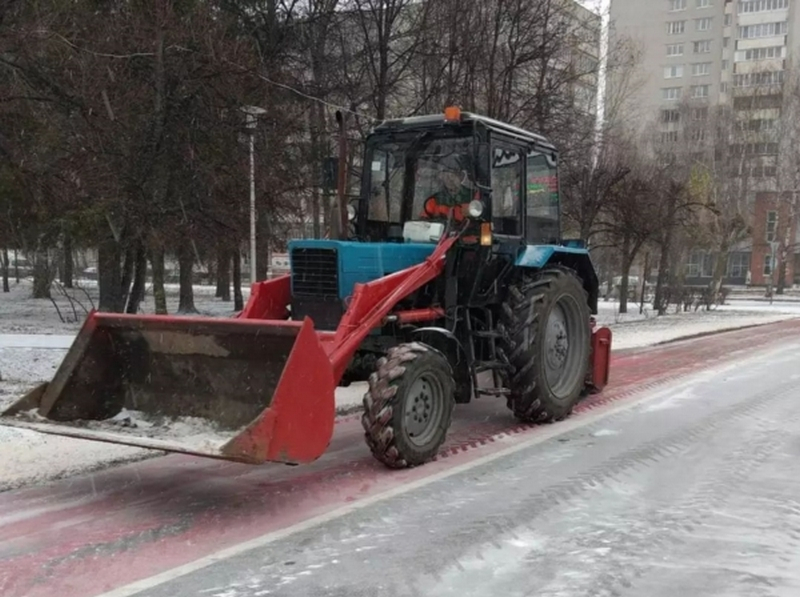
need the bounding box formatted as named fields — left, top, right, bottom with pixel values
left=361, top=342, right=455, bottom=468
left=498, top=268, right=591, bottom=423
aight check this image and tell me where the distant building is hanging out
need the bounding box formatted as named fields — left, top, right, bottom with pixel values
left=609, top=0, right=800, bottom=287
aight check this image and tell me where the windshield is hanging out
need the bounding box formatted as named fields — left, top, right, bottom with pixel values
left=365, top=135, right=474, bottom=226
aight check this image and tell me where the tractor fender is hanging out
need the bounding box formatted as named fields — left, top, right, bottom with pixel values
left=410, top=327, right=472, bottom=404
left=515, top=245, right=600, bottom=315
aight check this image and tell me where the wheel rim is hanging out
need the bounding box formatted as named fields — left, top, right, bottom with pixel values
left=543, top=294, right=585, bottom=400
left=403, top=372, right=445, bottom=447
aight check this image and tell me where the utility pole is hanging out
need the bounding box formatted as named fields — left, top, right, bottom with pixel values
left=241, top=105, right=267, bottom=282
left=336, top=110, right=349, bottom=239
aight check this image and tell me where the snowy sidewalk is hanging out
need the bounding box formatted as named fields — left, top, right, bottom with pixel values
left=0, top=334, right=75, bottom=349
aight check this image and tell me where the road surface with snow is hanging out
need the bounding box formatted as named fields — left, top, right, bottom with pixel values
left=111, top=326, right=800, bottom=597
left=108, top=327, right=800, bottom=597
left=3, top=320, right=800, bottom=597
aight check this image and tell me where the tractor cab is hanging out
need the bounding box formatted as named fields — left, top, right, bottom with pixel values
left=353, top=107, right=561, bottom=250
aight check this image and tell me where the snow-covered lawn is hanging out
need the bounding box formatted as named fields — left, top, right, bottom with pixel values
left=0, top=277, right=246, bottom=335
left=1, top=278, right=799, bottom=492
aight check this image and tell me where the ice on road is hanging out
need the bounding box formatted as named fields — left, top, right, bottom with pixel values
left=133, top=339, right=800, bottom=597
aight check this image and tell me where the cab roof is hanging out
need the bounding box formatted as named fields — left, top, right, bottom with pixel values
left=372, top=111, right=555, bottom=151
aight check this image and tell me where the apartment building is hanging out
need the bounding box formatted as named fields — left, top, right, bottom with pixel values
left=609, top=0, right=800, bottom=287
left=610, top=0, right=797, bottom=123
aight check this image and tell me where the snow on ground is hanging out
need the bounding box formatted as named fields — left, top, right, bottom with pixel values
left=12, top=408, right=238, bottom=453
left=595, top=298, right=800, bottom=349
left=1, top=277, right=800, bottom=492
left=0, top=278, right=248, bottom=335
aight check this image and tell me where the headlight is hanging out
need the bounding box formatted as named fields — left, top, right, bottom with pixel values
left=467, top=200, right=484, bottom=218
left=347, top=204, right=356, bottom=221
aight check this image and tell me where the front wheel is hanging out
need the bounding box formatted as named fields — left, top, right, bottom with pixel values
left=498, top=268, right=591, bottom=423
left=361, top=342, right=455, bottom=468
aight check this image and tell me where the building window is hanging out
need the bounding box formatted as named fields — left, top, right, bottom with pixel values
left=727, top=253, right=750, bottom=278
left=696, top=17, right=712, bottom=31
left=737, top=46, right=784, bottom=61
left=694, top=40, right=712, bottom=53
left=748, top=118, right=777, bottom=131
left=723, top=37, right=729, bottom=47
left=665, top=65, right=684, bottom=78
left=692, top=62, right=711, bottom=76
left=731, top=142, right=779, bottom=155
left=693, top=107, right=708, bottom=120
left=766, top=210, right=777, bottom=242
left=724, top=13, right=732, bottom=25
left=722, top=59, right=729, bottom=70
left=738, top=21, right=788, bottom=39
left=733, top=71, right=784, bottom=88
left=739, top=0, right=789, bottom=13
left=733, top=94, right=782, bottom=109
left=697, top=0, right=711, bottom=7
left=662, top=109, right=681, bottom=123
left=691, top=84, right=710, bottom=98
left=667, top=21, right=686, bottom=35
left=763, top=254, right=773, bottom=276
left=662, top=87, right=682, bottom=100
left=687, top=251, right=714, bottom=277
left=749, top=165, right=778, bottom=178
left=667, top=43, right=685, bottom=56
left=670, top=0, right=687, bottom=9
left=720, top=82, right=728, bottom=92
left=662, top=130, right=679, bottom=143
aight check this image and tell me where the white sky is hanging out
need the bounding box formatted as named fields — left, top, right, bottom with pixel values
left=579, top=0, right=610, bottom=15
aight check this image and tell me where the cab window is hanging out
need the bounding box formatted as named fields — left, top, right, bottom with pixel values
left=526, top=150, right=559, bottom=244
left=491, top=147, right=523, bottom=236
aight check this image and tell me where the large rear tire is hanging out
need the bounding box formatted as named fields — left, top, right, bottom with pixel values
left=498, top=268, right=591, bottom=423
left=361, top=342, right=455, bottom=468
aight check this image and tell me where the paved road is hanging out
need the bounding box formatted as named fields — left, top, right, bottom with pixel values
left=131, top=338, right=800, bottom=597
left=3, top=321, right=800, bottom=597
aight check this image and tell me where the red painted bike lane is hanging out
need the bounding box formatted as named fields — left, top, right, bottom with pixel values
left=1, top=320, right=798, bottom=597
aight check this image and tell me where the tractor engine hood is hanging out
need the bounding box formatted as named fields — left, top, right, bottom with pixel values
left=288, top=239, right=437, bottom=301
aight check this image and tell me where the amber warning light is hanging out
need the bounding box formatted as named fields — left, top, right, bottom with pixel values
left=444, top=106, right=461, bottom=122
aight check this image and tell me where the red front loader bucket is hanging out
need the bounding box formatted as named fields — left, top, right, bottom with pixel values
left=0, top=312, right=336, bottom=465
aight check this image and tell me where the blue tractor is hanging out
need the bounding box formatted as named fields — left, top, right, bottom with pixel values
left=288, top=106, right=612, bottom=468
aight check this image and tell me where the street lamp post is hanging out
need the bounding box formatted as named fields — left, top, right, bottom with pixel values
left=240, top=105, right=267, bottom=283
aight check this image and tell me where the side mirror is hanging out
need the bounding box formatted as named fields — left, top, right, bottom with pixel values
left=347, top=202, right=356, bottom=222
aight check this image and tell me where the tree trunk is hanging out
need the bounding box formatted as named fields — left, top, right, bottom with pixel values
left=178, top=239, right=197, bottom=313
left=119, top=244, right=135, bottom=311
left=14, top=249, right=19, bottom=283
left=257, top=211, right=270, bottom=282
left=654, top=225, right=674, bottom=316
left=62, top=234, right=74, bottom=288
left=216, top=246, right=231, bottom=301
left=126, top=241, right=147, bottom=314
left=311, top=189, right=321, bottom=239
left=654, top=246, right=670, bottom=316
left=150, top=244, right=167, bottom=315
left=639, top=252, right=650, bottom=315
left=618, top=237, right=632, bottom=314
left=709, top=238, right=730, bottom=299
left=98, top=234, right=122, bottom=311
left=776, top=247, right=788, bottom=295
left=1, top=248, right=9, bottom=292
left=232, top=249, right=244, bottom=312
left=32, top=244, right=51, bottom=299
